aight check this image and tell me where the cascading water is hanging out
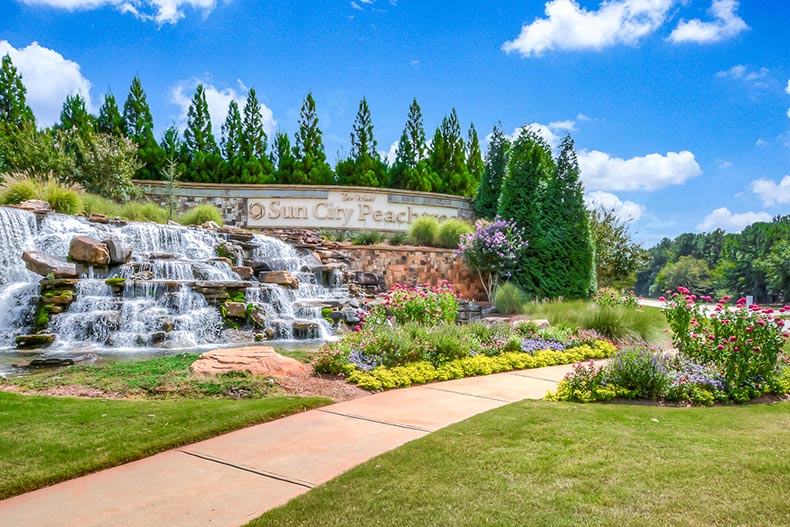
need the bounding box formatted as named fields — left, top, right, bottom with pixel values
left=0, top=206, right=351, bottom=373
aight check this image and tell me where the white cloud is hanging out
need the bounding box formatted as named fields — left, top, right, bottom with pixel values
left=668, top=0, right=748, bottom=44
left=19, top=0, right=218, bottom=25
left=379, top=140, right=398, bottom=165
left=576, top=113, right=592, bottom=121
left=0, top=40, right=93, bottom=127
left=584, top=191, right=646, bottom=221
left=578, top=149, right=702, bottom=191
left=696, top=207, right=771, bottom=232
left=717, top=160, right=733, bottom=168
left=169, top=79, right=276, bottom=138
left=716, top=64, right=769, bottom=86
left=502, top=0, right=674, bottom=57
left=750, top=175, right=790, bottom=207
left=786, top=79, right=790, bottom=94
left=548, top=120, right=576, bottom=131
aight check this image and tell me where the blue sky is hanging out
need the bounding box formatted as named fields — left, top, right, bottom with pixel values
left=1, top=0, right=789, bottom=246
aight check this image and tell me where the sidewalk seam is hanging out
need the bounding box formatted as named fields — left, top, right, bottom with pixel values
left=178, top=450, right=316, bottom=489
left=506, top=372, right=562, bottom=383
left=317, top=409, right=433, bottom=433
left=419, top=385, right=512, bottom=403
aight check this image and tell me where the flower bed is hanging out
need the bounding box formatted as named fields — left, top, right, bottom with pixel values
left=549, top=289, right=790, bottom=405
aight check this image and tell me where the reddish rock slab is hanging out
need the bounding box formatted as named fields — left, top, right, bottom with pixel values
left=190, top=346, right=308, bottom=376
left=22, top=251, right=77, bottom=278
left=69, top=236, right=110, bottom=266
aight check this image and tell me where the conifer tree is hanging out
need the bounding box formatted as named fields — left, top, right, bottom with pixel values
left=542, top=134, right=596, bottom=298
left=57, top=94, right=93, bottom=135
left=221, top=100, right=242, bottom=161
left=0, top=53, right=35, bottom=133
left=96, top=93, right=125, bottom=137
left=273, top=131, right=299, bottom=183
left=466, top=123, right=484, bottom=192
left=429, top=109, right=472, bottom=195
left=293, top=92, right=333, bottom=185
left=240, top=88, right=267, bottom=160
left=389, top=98, right=436, bottom=191
left=497, top=127, right=556, bottom=296
left=336, top=97, right=387, bottom=187
left=122, top=76, right=163, bottom=179
left=184, top=83, right=218, bottom=154
left=474, top=123, right=509, bottom=219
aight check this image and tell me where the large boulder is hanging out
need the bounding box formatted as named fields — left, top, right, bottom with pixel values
left=190, top=346, right=308, bottom=376
left=259, top=270, right=299, bottom=289
left=103, top=238, right=132, bottom=264
left=22, top=251, right=77, bottom=278
left=69, top=236, right=110, bottom=266
left=224, top=301, right=247, bottom=318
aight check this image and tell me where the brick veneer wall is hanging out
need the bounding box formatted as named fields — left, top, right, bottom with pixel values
left=344, top=245, right=487, bottom=301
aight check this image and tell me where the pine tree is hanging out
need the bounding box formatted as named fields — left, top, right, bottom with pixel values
left=122, top=76, right=163, bottom=179
left=221, top=100, right=242, bottom=161
left=429, top=109, right=471, bottom=195
left=389, top=98, right=437, bottom=191
left=96, top=93, right=125, bottom=137
left=293, top=92, right=333, bottom=185
left=474, top=123, right=510, bottom=219
left=240, top=88, right=267, bottom=160
left=541, top=134, right=596, bottom=298
left=497, top=127, right=556, bottom=296
left=57, top=94, right=93, bottom=135
left=0, top=53, right=35, bottom=133
left=184, top=84, right=218, bottom=154
left=466, top=123, right=484, bottom=194
left=273, top=131, right=299, bottom=183
left=337, top=97, right=387, bottom=187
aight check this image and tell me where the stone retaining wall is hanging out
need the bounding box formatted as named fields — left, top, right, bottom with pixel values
left=344, top=245, right=487, bottom=301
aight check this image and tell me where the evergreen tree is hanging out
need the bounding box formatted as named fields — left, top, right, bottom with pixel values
left=389, top=98, right=437, bottom=191
left=273, top=131, right=299, bottom=183
left=57, top=94, right=93, bottom=136
left=336, top=97, right=387, bottom=187
left=221, top=100, right=242, bottom=162
left=96, top=93, right=125, bottom=137
left=474, top=123, right=509, bottom=219
left=240, top=88, right=267, bottom=160
left=497, top=127, right=556, bottom=296
left=184, top=83, right=218, bottom=154
left=466, top=123, right=484, bottom=193
left=429, top=109, right=472, bottom=195
left=122, top=76, right=162, bottom=179
left=293, top=92, right=333, bottom=185
left=541, top=134, right=596, bottom=298
left=0, top=53, right=35, bottom=133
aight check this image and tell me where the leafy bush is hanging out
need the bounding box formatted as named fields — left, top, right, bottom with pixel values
left=1, top=178, right=37, bottom=204
left=387, top=232, right=408, bottom=246
left=592, top=287, right=639, bottom=308
left=351, top=230, right=385, bottom=245
left=320, top=229, right=350, bottom=243
left=607, top=348, right=670, bottom=399
left=43, top=180, right=83, bottom=214
left=435, top=218, right=473, bottom=248
left=178, top=204, right=224, bottom=226
left=408, top=215, right=439, bottom=246
left=493, top=282, right=526, bottom=315
left=120, top=202, right=168, bottom=223
left=366, top=281, right=459, bottom=327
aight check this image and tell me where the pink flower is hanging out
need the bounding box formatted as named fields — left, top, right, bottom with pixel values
left=658, top=296, right=666, bottom=302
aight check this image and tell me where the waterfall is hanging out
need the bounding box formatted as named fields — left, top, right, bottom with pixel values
left=0, top=206, right=350, bottom=360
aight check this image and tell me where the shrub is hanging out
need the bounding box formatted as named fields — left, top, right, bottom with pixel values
left=1, top=179, right=37, bottom=204
left=387, top=232, right=408, bottom=246
left=607, top=348, right=670, bottom=399
left=366, top=281, right=459, bottom=327
left=320, top=229, right=349, bottom=242
left=435, top=218, right=473, bottom=248
left=592, top=287, right=639, bottom=308
left=43, top=180, right=83, bottom=214
left=351, top=230, right=385, bottom=245
left=493, top=282, right=526, bottom=315
left=407, top=215, right=439, bottom=246
left=178, top=204, right=224, bottom=226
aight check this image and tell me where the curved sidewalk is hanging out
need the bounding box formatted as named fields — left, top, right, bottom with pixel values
left=0, top=363, right=573, bottom=527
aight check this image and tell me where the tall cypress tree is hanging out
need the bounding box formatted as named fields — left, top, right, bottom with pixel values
left=96, top=93, right=125, bottom=137
left=474, top=123, right=510, bottom=219
left=336, top=97, right=386, bottom=187
left=0, top=54, right=35, bottom=133
left=429, top=108, right=471, bottom=195
left=389, top=98, right=436, bottom=191
left=542, top=134, right=596, bottom=298
left=498, top=127, right=556, bottom=297
left=122, top=76, right=162, bottom=179
left=240, top=88, right=267, bottom=160
left=221, top=100, right=242, bottom=161
left=273, top=131, right=299, bottom=184
left=184, top=84, right=218, bottom=154
left=57, top=94, right=93, bottom=135
left=466, top=123, right=484, bottom=194
left=293, top=92, right=333, bottom=185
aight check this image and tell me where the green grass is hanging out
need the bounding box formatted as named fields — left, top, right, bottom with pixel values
left=7, top=354, right=285, bottom=398
left=250, top=400, right=790, bottom=527
left=0, top=391, right=329, bottom=499
left=523, top=300, right=669, bottom=346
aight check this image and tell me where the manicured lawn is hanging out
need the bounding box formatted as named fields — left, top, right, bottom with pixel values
left=0, top=391, right=329, bottom=499
left=250, top=400, right=790, bottom=527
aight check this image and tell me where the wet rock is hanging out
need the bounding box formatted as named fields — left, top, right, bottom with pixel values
left=233, top=266, right=253, bottom=280
left=201, top=221, right=221, bottom=229
left=13, top=354, right=96, bottom=369
left=259, top=270, right=299, bottom=289
left=249, top=260, right=273, bottom=273
left=69, top=236, right=111, bottom=266
left=15, top=333, right=56, bottom=349
left=23, top=251, right=78, bottom=278
left=224, top=301, right=247, bottom=318
left=217, top=241, right=243, bottom=263
left=340, top=306, right=362, bottom=324
left=351, top=271, right=384, bottom=286
left=160, top=317, right=174, bottom=332
left=88, top=213, right=109, bottom=224
left=41, top=291, right=74, bottom=304
left=12, top=199, right=52, bottom=213
left=150, top=331, right=167, bottom=345
left=149, top=253, right=178, bottom=260
left=190, top=346, right=308, bottom=376
left=103, top=238, right=132, bottom=264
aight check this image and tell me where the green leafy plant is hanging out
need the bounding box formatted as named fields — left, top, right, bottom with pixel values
left=351, top=230, right=385, bottom=245
left=407, top=215, right=439, bottom=246
left=178, top=203, right=224, bottom=226
left=387, top=232, right=408, bottom=246
left=365, top=281, right=459, bottom=327
left=493, top=282, right=526, bottom=315
left=435, top=218, right=473, bottom=248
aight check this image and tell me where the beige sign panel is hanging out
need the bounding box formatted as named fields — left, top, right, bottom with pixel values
left=246, top=190, right=460, bottom=231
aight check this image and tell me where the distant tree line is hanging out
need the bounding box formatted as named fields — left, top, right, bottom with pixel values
left=636, top=216, right=790, bottom=303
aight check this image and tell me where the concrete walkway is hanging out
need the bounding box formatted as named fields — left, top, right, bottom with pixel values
left=0, top=364, right=573, bottom=527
